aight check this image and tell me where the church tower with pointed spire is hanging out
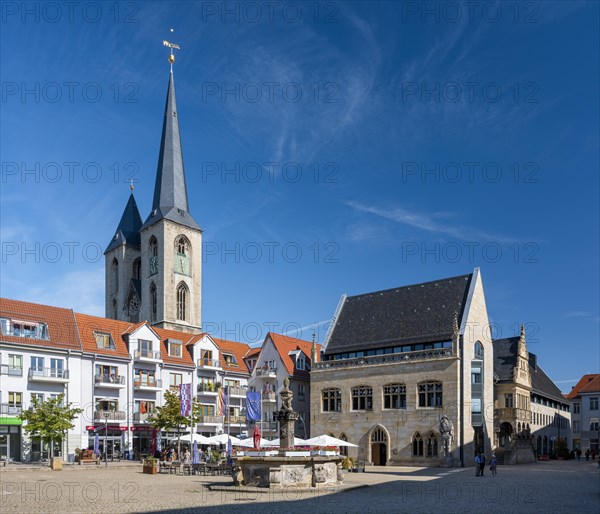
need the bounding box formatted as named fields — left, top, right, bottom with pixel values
left=105, top=43, right=202, bottom=333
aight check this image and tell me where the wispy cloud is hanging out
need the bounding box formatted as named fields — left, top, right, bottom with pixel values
left=563, top=311, right=600, bottom=322
left=346, top=200, right=521, bottom=243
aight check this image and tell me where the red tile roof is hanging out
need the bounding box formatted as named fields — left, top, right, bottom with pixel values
left=75, top=312, right=134, bottom=358
left=153, top=327, right=196, bottom=367
left=0, top=298, right=81, bottom=351
left=212, top=337, right=251, bottom=374
left=268, top=332, right=321, bottom=376
left=566, top=374, right=600, bottom=399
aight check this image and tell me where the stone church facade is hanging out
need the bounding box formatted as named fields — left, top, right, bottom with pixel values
left=104, top=72, right=202, bottom=334
left=310, top=268, right=495, bottom=467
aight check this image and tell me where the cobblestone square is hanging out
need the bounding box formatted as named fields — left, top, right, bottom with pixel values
left=1, top=459, right=597, bottom=513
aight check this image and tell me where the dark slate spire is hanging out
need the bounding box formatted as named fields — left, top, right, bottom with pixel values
left=141, top=71, right=201, bottom=231
left=105, top=193, right=142, bottom=253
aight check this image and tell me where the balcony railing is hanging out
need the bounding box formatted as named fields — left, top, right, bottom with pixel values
left=495, top=407, right=531, bottom=422
left=314, top=348, right=454, bottom=370
left=94, top=410, right=126, bottom=421
left=198, top=415, right=224, bottom=424
left=0, top=403, right=22, bottom=416
left=198, top=358, right=220, bottom=368
left=261, top=391, right=276, bottom=402
left=225, top=415, right=246, bottom=424
left=95, top=374, right=125, bottom=386
left=197, top=383, right=218, bottom=393
left=0, top=364, right=23, bottom=377
left=256, top=367, right=277, bottom=377
left=135, top=349, right=161, bottom=360
left=28, top=367, right=69, bottom=380
left=228, top=387, right=247, bottom=397
left=134, top=379, right=162, bottom=389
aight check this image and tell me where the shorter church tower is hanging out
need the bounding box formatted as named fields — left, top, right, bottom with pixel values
left=104, top=188, right=143, bottom=322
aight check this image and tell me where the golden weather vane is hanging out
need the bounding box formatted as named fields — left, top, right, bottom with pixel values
left=163, top=28, right=181, bottom=71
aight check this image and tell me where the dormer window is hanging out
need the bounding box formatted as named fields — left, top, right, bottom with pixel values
left=94, top=332, right=115, bottom=350
left=168, top=339, right=182, bottom=357
left=0, top=318, right=49, bottom=340
left=222, top=353, right=238, bottom=366
left=296, top=356, right=305, bottom=370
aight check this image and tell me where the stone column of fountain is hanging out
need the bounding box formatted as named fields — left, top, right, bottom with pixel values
left=276, top=378, right=299, bottom=450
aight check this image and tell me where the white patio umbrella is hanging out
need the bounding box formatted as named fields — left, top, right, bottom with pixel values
left=192, top=434, right=213, bottom=445
left=237, top=437, right=273, bottom=448
left=269, top=437, right=308, bottom=446
left=304, top=435, right=358, bottom=447
left=206, top=433, right=243, bottom=446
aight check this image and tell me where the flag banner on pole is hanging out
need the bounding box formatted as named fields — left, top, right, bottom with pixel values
left=180, top=383, right=192, bottom=417
left=218, top=386, right=229, bottom=416
left=246, top=392, right=261, bottom=421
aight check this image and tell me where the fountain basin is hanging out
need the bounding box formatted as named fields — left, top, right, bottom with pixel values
left=233, top=455, right=344, bottom=488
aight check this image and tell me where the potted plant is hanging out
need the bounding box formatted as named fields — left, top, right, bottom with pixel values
left=143, top=457, right=159, bottom=474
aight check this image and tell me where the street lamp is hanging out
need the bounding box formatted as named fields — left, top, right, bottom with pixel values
left=102, top=411, right=110, bottom=466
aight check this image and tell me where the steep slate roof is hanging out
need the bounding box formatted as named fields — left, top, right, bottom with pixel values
left=566, top=374, right=600, bottom=399
left=75, top=312, right=134, bottom=359
left=153, top=326, right=196, bottom=367
left=268, top=332, right=321, bottom=377
left=213, top=337, right=251, bottom=374
left=0, top=298, right=81, bottom=351
left=493, top=337, right=567, bottom=404
left=325, top=273, right=472, bottom=355
left=105, top=193, right=142, bottom=253
left=141, top=72, right=200, bottom=232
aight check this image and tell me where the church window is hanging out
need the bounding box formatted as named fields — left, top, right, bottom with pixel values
left=133, top=257, right=141, bottom=280
left=412, top=432, right=423, bottom=456
left=149, top=237, right=158, bottom=276
left=351, top=386, right=373, bottom=411
left=112, top=258, right=119, bottom=290
left=174, top=236, right=190, bottom=275
left=112, top=299, right=118, bottom=319
left=176, top=282, right=188, bottom=321
left=322, top=388, right=341, bottom=412
left=383, top=383, right=406, bottom=409
left=418, top=381, right=443, bottom=408
left=150, top=282, right=157, bottom=323
left=127, top=291, right=140, bottom=323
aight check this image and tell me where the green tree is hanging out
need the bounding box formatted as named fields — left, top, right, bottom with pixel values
left=19, top=394, right=83, bottom=466
left=149, top=389, right=203, bottom=458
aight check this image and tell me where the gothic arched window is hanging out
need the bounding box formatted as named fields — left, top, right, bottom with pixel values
left=112, top=299, right=117, bottom=319
left=133, top=257, right=141, bottom=280
left=150, top=282, right=157, bottom=323
left=474, top=341, right=484, bottom=359
left=174, top=236, right=191, bottom=275
left=149, top=236, right=158, bottom=276
left=412, top=432, right=423, bottom=456
left=128, top=292, right=140, bottom=323
left=176, top=282, right=188, bottom=321
left=112, top=258, right=119, bottom=291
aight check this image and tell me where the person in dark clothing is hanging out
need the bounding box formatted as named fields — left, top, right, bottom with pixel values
left=577, top=448, right=582, bottom=461
left=585, top=449, right=590, bottom=461
left=479, top=453, right=486, bottom=476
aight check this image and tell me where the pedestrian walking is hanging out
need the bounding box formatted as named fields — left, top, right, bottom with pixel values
left=577, top=448, right=582, bottom=461
left=479, top=452, right=486, bottom=476
left=489, top=454, right=498, bottom=476
left=585, top=449, right=590, bottom=461
left=475, top=453, right=481, bottom=476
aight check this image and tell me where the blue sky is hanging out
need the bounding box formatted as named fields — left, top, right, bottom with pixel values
left=1, top=1, right=598, bottom=391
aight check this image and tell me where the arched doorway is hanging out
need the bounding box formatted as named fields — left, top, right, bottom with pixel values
left=499, top=422, right=513, bottom=448
left=370, top=427, right=388, bottom=466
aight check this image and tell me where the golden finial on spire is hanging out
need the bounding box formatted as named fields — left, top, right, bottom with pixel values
left=163, top=28, right=181, bottom=70
left=130, top=179, right=134, bottom=192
